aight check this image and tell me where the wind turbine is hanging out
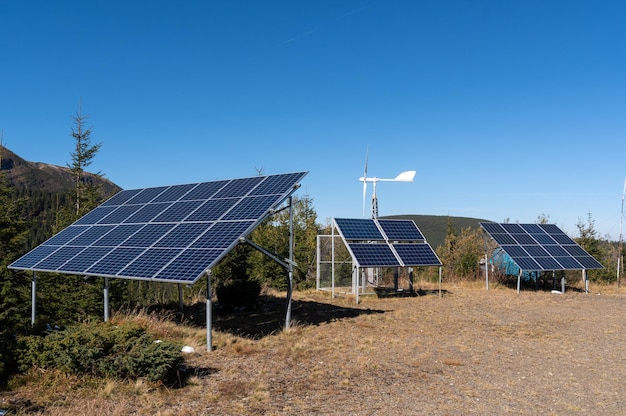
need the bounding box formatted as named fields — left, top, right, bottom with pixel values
left=359, top=148, right=416, bottom=219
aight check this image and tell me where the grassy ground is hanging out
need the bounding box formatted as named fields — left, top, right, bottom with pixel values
left=3, top=281, right=626, bottom=415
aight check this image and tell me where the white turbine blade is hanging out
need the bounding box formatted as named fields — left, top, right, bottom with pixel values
left=394, top=170, right=416, bottom=182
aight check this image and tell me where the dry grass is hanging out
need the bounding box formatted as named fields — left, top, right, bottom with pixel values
left=4, top=282, right=626, bottom=415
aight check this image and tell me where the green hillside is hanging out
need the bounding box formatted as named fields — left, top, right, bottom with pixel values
left=383, top=214, right=492, bottom=249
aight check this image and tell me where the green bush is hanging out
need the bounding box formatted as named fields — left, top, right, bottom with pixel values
left=17, top=322, right=183, bottom=384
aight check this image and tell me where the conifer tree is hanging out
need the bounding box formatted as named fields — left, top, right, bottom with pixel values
left=68, top=102, right=101, bottom=218
left=0, top=131, right=29, bottom=384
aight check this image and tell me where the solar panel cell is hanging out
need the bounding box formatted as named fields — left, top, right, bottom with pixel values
left=119, top=248, right=181, bottom=278
left=101, top=189, right=143, bottom=206
left=36, top=246, right=84, bottom=270
left=44, top=226, right=90, bottom=246
left=155, top=249, right=222, bottom=282
left=74, top=206, right=118, bottom=225
left=181, top=181, right=228, bottom=201
left=480, top=222, right=505, bottom=234
left=191, top=221, right=254, bottom=249
left=124, top=202, right=173, bottom=223
left=490, top=233, right=517, bottom=245
left=184, top=198, right=238, bottom=222
left=92, top=224, right=144, bottom=247
left=68, top=225, right=116, bottom=246
left=213, top=177, right=263, bottom=198
left=152, top=183, right=197, bottom=203
left=126, top=186, right=168, bottom=204
left=9, top=245, right=59, bottom=269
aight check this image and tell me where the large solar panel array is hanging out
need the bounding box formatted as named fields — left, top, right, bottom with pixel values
left=480, top=222, right=604, bottom=271
left=9, top=172, right=308, bottom=284
left=333, top=218, right=441, bottom=268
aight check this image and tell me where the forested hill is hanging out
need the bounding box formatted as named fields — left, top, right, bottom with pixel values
left=1, top=145, right=122, bottom=247
left=383, top=214, right=492, bottom=249
left=1, top=145, right=120, bottom=194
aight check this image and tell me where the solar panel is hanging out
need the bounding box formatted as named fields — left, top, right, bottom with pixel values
left=334, top=218, right=384, bottom=241
left=9, top=172, right=308, bottom=284
left=347, top=243, right=401, bottom=267
left=378, top=219, right=424, bottom=241
left=392, top=243, right=441, bottom=267
left=334, top=218, right=440, bottom=268
left=480, top=222, right=604, bottom=271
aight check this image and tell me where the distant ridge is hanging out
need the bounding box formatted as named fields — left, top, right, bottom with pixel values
left=383, top=214, right=492, bottom=249
left=0, top=145, right=120, bottom=195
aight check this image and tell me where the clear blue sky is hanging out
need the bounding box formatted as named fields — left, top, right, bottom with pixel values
left=1, top=1, right=625, bottom=239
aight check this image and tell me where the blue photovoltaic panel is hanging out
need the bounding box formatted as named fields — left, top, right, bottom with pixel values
left=185, top=198, right=239, bottom=222
left=480, top=222, right=603, bottom=271
left=392, top=244, right=442, bottom=266
left=335, top=218, right=439, bottom=268
left=348, top=243, right=400, bottom=267
left=60, top=246, right=114, bottom=274
left=92, top=224, right=144, bottom=247
left=45, top=226, right=90, bottom=245
left=334, top=218, right=384, bottom=241
left=101, top=189, right=142, bottom=206
left=378, top=219, right=424, bottom=241
left=9, top=172, right=307, bottom=284
left=490, top=233, right=517, bottom=245
left=126, top=186, right=169, bottom=204
left=10, top=245, right=59, bottom=269
left=124, top=202, right=173, bottom=223
left=74, top=206, right=118, bottom=225
left=155, top=249, right=223, bottom=281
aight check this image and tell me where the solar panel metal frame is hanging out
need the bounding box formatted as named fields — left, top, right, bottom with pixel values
left=480, top=222, right=604, bottom=272
left=9, top=172, right=308, bottom=284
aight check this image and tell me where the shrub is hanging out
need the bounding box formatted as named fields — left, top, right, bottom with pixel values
left=17, top=321, right=183, bottom=385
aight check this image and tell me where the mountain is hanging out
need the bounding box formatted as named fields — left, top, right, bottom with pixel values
left=1, top=145, right=122, bottom=247
left=0, top=145, right=120, bottom=195
left=383, top=214, right=491, bottom=249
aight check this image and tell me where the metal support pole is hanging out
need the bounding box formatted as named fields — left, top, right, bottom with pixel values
left=408, top=267, right=414, bottom=293
left=285, top=196, right=294, bottom=330
left=178, top=283, right=184, bottom=312
left=206, top=271, right=212, bottom=351
left=438, top=266, right=442, bottom=297
left=393, top=267, right=399, bottom=291
left=517, top=270, right=522, bottom=293
left=561, top=275, right=566, bottom=293
left=31, top=271, right=37, bottom=326
left=331, top=226, right=336, bottom=298
left=584, top=269, right=589, bottom=294
left=485, top=253, right=489, bottom=290
left=104, top=276, right=110, bottom=322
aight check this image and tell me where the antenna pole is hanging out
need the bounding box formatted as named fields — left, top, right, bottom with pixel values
left=618, top=178, right=625, bottom=288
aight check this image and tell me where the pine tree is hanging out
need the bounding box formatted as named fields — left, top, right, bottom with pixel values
left=0, top=132, right=30, bottom=384
left=68, top=102, right=102, bottom=218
